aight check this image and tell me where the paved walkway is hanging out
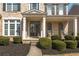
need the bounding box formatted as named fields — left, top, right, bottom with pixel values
left=64, top=53, right=79, bottom=56
left=27, top=45, right=42, bottom=56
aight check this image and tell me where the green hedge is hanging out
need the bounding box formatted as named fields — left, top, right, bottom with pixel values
left=13, top=36, right=22, bottom=44
left=51, top=35, right=60, bottom=40
left=0, top=36, right=9, bottom=46
left=76, top=36, right=79, bottom=40
left=39, top=37, right=52, bottom=49
left=76, top=36, right=79, bottom=47
left=52, top=40, right=66, bottom=51
left=64, top=35, right=74, bottom=40
left=65, top=40, right=77, bottom=49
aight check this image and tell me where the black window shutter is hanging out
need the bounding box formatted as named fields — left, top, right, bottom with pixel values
left=3, top=3, right=6, bottom=11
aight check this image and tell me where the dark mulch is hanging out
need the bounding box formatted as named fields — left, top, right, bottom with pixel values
left=42, top=48, right=79, bottom=55
left=0, top=42, right=30, bottom=56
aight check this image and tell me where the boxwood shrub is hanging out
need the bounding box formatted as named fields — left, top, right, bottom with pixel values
left=0, top=36, right=9, bottom=46
left=76, top=36, right=79, bottom=47
left=13, top=36, right=22, bottom=44
left=64, top=35, right=74, bottom=40
left=52, top=40, right=66, bottom=51
left=76, top=36, right=79, bottom=40
left=65, top=40, right=77, bottom=49
left=39, top=37, right=52, bottom=49
left=51, top=35, right=60, bottom=40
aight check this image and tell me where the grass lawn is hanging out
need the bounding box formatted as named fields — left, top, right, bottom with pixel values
left=0, top=42, right=30, bottom=56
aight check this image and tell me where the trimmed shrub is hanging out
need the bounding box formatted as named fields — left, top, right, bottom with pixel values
left=0, top=36, right=9, bottom=46
left=51, top=35, right=60, bottom=40
left=65, top=40, right=77, bottom=49
left=39, top=37, right=52, bottom=49
left=13, top=36, right=22, bottom=44
left=75, top=36, right=79, bottom=47
left=64, top=35, right=74, bottom=40
left=52, top=40, right=66, bottom=51
left=76, top=36, right=79, bottom=40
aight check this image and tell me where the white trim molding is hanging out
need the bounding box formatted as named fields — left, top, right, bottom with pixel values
left=3, top=17, right=22, bottom=20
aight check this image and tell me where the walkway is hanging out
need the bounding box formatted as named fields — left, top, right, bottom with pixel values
left=64, top=53, right=79, bottom=56
left=27, top=45, right=42, bottom=56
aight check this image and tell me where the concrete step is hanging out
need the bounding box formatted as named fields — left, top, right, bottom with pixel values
left=30, top=40, right=39, bottom=46
left=22, top=37, right=39, bottom=45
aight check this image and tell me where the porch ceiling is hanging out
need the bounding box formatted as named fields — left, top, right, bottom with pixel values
left=26, top=17, right=43, bottom=21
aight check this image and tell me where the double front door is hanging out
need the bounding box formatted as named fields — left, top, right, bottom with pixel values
left=30, top=21, right=40, bottom=37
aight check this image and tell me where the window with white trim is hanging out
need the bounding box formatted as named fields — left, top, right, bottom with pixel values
left=4, top=20, right=21, bottom=36
left=46, top=4, right=55, bottom=15
left=58, top=4, right=64, bottom=15
left=3, top=3, right=20, bottom=12
left=30, top=3, right=39, bottom=10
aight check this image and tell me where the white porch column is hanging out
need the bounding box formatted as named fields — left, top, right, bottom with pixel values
left=22, top=17, right=27, bottom=39
left=74, top=17, right=77, bottom=36
left=64, top=21, right=69, bottom=35
left=27, top=21, right=30, bottom=37
left=66, top=5, right=68, bottom=15
left=54, top=5, right=56, bottom=15
left=42, top=17, right=46, bottom=37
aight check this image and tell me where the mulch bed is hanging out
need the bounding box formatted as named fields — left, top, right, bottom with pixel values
left=42, top=48, right=79, bottom=55
left=0, top=42, right=30, bottom=56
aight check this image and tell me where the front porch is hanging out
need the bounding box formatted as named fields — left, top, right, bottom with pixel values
left=21, top=10, right=79, bottom=44
left=21, top=16, right=78, bottom=44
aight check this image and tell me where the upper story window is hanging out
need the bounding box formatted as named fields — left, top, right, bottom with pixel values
left=3, top=3, right=20, bottom=12
left=46, top=4, right=66, bottom=15
left=57, top=4, right=64, bottom=15
left=46, top=4, right=55, bottom=15
left=30, top=3, right=39, bottom=10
